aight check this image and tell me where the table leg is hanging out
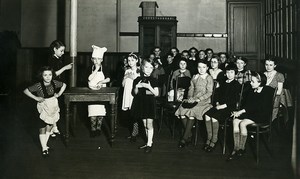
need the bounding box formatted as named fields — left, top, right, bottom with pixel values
left=65, top=102, right=70, bottom=143
left=110, top=103, right=117, bottom=145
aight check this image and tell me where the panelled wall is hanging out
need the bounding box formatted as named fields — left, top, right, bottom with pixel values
left=265, top=0, right=297, bottom=61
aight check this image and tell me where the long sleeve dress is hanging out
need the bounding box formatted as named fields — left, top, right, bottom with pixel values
left=205, top=79, right=241, bottom=122
left=130, top=76, right=159, bottom=120
left=238, top=86, right=275, bottom=124
left=175, top=73, right=213, bottom=120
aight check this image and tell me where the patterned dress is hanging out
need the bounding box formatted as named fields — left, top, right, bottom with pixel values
left=27, top=80, right=63, bottom=126
left=175, top=74, right=213, bottom=120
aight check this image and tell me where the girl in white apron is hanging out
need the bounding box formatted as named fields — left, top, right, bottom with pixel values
left=121, top=53, right=140, bottom=141
left=23, top=66, right=66, bottom=157
left=88, top=45, right=110, bottom=137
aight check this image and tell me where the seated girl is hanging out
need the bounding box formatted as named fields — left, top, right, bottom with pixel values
left=204, top=62, right=241, bottom=152
left=168, top=58, right=191, bottom=102
left=227, top=72, right=274, bottom=161
left=175, top=60, right=213, bottom=148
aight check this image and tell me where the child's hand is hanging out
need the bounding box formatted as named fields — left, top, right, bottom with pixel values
left=36, top=97, right=45, bottom=103
left=231, top=110, right=242, bottom=117
left=136, top=81, right=143, bottom=88
left=187, top=98, right=195, bottom=103
left=216, top=104, right=225, bottom=110
left=64, top=63, right=73, bottom=70
left=94, top=65, right=100, bottom=71
left=127, top=72, right=135, bottom=80
left=142, top=81, right=151, bottom=89
left=54, top=93, right=60, bottom=98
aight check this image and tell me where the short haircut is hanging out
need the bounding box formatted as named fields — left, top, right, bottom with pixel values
left=225, top=62, right=238, bottom=73
left=235, top=56, right=248, bottom=64
left=189, top=47, right=198, bottom=53
left=198, top=59, right=209, bottom=66
left=251, top=71, right=267, bottom=87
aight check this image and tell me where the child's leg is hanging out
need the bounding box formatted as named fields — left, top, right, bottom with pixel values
left=52, top=122, right=60, bottom=134
left=90, top=116, right=97, bottom=131
left=211, top=118, right=219, bottom=145
left=45, top=125, right=53, bottom=149
left=39, top=127, right=47, bottom=152
left=131, top=115, right=139, bottom=137
left=96, top=116, right=103, bottom=131
left=204, top=115, right=213, bottom=145
left=232, top=118, right=241, bottom=151
left=145, top=119, right=154, bottom=147
left=142, top=119, right=148, bottom=138
left=239, top=119, right=254, bottom=150
left=181, top=117, right=195, bottom=142
left=180, top=116, right=188, bottom=129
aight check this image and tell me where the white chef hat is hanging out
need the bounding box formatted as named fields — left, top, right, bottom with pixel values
left=91, top=45, right=107, bottom=58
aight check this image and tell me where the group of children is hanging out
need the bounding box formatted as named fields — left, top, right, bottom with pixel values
left=23, top=42, right=289, bottom=159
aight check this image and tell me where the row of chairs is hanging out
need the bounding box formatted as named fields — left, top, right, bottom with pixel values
left=156, top=74, right=277, bottom=164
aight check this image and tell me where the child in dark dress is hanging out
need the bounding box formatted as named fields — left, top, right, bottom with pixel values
left=204, top=63, right=241, bottom=152
left=131, top=58, right=159, bottom=153
left=227, top=72, right=274, bottom=161
left=48, top=40, right=73, bottom=137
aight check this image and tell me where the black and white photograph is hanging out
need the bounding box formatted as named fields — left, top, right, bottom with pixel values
left=0, top=0, right=299, bottom=178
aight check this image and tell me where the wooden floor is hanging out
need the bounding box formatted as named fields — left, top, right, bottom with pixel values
left=0, top=99, right=295, bottom=179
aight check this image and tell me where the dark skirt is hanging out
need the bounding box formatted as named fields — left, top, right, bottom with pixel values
left=205, top=107, right=231, bottom=122
left=239, top=113, right=268, bottom=124
left=131, top=95, right=156, bottom=120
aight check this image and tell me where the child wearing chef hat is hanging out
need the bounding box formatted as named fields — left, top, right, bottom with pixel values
left=87, top=45, right=111, bottom=137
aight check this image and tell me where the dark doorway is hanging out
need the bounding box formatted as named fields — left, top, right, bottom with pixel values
left=227, top=0, right=264, bottom=71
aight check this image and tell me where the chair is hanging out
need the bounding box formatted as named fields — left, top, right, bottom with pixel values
left=159, top=75, right=191, bottom=137
left=247, top=88, right=277, bottom=164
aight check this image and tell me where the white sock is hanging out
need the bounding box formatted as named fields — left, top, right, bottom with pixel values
left=147, top=128, right=154, bottom=147
left=45, top=132, right=51, bottom=148
left=39, top=134, right=47, bottom=151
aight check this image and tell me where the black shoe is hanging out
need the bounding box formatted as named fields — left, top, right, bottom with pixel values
left=47, top=147, right=53, bottom=152
left=237, top=149, right=246, bottom=157
left=42, top=150, right=49, bottom=158
left=139, top=144, right=147, bottom=149
left=145, top=146, right=152, bottom=153
left=205, top=142, right=216, bottom=153
left=226, top=151, right=238, bottom=161
left=178, top=141, right=186, bottom=148
left=90, top=131, right=97, bottom=138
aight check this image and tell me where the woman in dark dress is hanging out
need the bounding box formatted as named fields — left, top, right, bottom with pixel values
left=131, top=58, right=159, bottom=153
left=227, top=72, right=275, bottom=161
left=204, top=62, right=241, bottom=152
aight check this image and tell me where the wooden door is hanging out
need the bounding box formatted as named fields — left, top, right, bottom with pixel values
left=228, top=1, right=264, bottom=71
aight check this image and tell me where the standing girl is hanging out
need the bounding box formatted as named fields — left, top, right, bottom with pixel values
left=122, top=53, right=140, bottom=141
left=24, top=66, right=66, bottom=157
left=87, top=45, right=110, bottom=137
left=131, top=58, right=159, bottom=153
left=48, top=40, right=73, bottom=137
left=175, top=60, right=214, bottom=148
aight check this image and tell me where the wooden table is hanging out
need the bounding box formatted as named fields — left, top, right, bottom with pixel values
left=63, top=87, right=119, bottom=145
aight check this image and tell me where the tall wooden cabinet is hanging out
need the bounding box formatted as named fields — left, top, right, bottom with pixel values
left=138, top=16, right=177, bottom=57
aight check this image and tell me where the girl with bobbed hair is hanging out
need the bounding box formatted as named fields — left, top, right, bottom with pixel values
left=227, top=72, right=275, bottom=161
